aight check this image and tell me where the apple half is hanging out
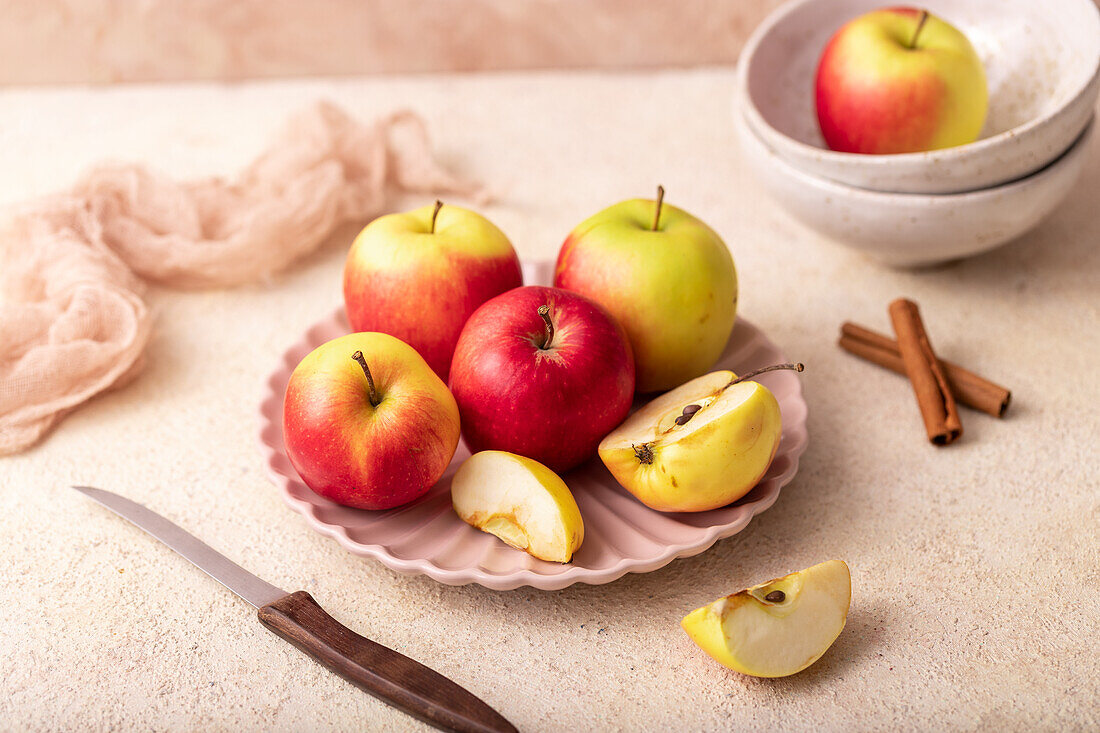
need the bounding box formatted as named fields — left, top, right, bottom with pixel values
left=598, top=368, right=785, bottom=512
left=451, top=450, right=584, bottom=563
left=681, top=560, right=851, bottom=677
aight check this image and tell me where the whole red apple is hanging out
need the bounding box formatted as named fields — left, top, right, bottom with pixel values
left=343, top=201, right=523, bottom=381
left=449, top=286, right=635, bottom=473
left=283, top=331, right=461, bottom=510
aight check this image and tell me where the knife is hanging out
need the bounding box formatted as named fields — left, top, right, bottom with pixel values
left=73, top=486, right=517, bottom=733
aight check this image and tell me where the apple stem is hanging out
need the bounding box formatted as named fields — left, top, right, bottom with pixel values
left=727, top=362, right=804, bottom=387
left=909, top=10, right=929, bottom=49
left=537, top=305, right=555, bottom=349
left=351, top=350, right=380, bottom=407
left=651, top=185, right=665, bottom=231
left=430, top=200, right=443, bottom=234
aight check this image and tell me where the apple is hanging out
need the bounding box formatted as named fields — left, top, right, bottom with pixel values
left=451, top=450, right=584, bottom=563
left=283, top=332, right=461, bottom=510
left=448, top=285, right=634, bottom=473
left=598, top=363, right=801, bottom=512
left=554, top=187, right=737, bottom=393
left=343, top=201, right=523, bottom=381
left=681, top=560, right=851, bottom=677
left=815, top=7, right=988, bottom=154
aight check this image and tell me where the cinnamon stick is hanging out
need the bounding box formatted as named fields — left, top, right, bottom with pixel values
left=888, top=299, right=963, bottom=446
left=838, top=323, right=1011, bottom=418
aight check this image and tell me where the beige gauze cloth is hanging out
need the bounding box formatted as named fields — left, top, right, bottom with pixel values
left=0, top=101, right=486, bottom=455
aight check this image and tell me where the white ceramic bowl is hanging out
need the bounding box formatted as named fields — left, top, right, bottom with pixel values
left=738, top=0, right=1100, bottom=194
left=735, top=102, right=1093, bottom=266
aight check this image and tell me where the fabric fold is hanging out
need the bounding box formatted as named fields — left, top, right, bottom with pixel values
left=0, top=101, right=485, bottom=455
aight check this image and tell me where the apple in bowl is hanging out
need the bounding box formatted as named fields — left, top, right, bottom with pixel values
left=449, top=285, right=635, bottom=473
left=343, top=201, right=523, bottom=381
left=815, top=7, right=988, bottom=154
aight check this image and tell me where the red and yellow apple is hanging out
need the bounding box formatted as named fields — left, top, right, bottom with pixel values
left=815, top=7, right=988, bottom=154
left=554, top=188, right=737, bottom=393
left=283, top=332, right=461, bottom=510
left=449, top=285, right=634, bottom=473
left=343, top=201, right=523, bottom=381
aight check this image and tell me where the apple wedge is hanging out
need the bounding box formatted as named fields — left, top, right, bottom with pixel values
left=598, top=364, right=800, bottom=512
left=451, top=450, right=584, bottom=563
left=681, top=560, right=851, bottom=677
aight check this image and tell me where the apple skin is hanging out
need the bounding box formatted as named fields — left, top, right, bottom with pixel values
left=554, top=197, right=737, bottom=393
left=449, top=285, right=635, bottom=473
left=815, top=7, right=988, bottom=154
left=343, top=202, right=523, bottom=381
left=283, top=332, right=461, bottom=510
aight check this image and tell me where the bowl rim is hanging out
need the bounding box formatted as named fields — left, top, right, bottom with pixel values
left=736, top=102, right=1095, bottom=202
left=737, top=0, right=1100, bottom=168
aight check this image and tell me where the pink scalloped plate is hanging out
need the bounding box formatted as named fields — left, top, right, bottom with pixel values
left=258, top=262, right=808, bottom=590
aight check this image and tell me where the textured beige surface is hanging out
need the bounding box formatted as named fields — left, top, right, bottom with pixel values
left=1, top=70, right=1098, bottom=730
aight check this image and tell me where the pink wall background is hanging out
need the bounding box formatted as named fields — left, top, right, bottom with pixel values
left=1, top=0, right=788, bottom=84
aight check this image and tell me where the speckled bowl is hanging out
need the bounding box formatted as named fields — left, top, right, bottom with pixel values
left=735, top=102, right=1093, bottom=266
left=737, top=0, right=1100, bottom=194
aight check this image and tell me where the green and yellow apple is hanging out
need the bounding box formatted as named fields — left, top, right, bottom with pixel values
left=598, top=363, right=800, bottom=512
left=283, top=332, right=461, bottom=510
left=681, top=560, right=851, bottom=677
left=343, top=201, right=523, bottom=381
left=451, top=450, right=584, bottom=563
left=554, top=188, right=737, bottom=393
left=815, top=7, right=988, bottom=154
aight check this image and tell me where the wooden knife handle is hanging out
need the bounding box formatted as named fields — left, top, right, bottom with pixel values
left=258, top=591, right=517, bottom=733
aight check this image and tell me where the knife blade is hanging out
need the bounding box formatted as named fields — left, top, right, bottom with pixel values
left=73, top=486, right=517, bottom=733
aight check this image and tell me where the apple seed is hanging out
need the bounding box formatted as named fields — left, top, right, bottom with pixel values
left=765, top=590, right=786, bottom=603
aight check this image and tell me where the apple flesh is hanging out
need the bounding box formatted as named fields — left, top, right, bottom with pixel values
left=598, top=368, right=784, bottom=512
left=449, top=285, right=635, bottom=473
left=283, top=332, right=461, bottom=510
left=681, top=560, right=851, bottom=677
left=451, top=450, right=584, bottom=563
left=554, top=189, right=737, bottom=393
left=815, top=7, right=988, bottom=154
left=343, top=201, right=522, bottom=381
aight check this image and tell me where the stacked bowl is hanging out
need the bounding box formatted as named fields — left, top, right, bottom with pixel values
left=735, top=0, right=1100, bottom=266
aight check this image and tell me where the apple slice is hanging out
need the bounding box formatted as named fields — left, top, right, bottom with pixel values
left=599, top=364, right=800, bottom=512
left=451, top=450, right=584, bottom=563
left=681, top=560, right=851, bottom=677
